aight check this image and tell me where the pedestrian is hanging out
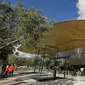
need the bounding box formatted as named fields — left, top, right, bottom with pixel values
left=1, top=64, right=7, bottom=78
left=8, top=64, right=15, bottom=77
left=5, top=65, right=9, bottom=77
left=11, top=64, right=15, bottom=77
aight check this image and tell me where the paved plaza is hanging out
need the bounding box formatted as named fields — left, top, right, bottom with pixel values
left=0, top=70, right=85, bottom=85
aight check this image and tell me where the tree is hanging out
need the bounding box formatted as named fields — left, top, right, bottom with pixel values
left=14, top=1, right=53, bottom=49
left=45, top=59, right=51, bottom=68
left=8, top=54, right=27, bottom=66
left=0, top=2, right=53, bottom=62
left=0, top=3, right=18, bottom=63
left=0, top=3, right=17, bottom=45
left=8, top=54, right=38, bottom=67
left=0, top=2, right=53, bottom=48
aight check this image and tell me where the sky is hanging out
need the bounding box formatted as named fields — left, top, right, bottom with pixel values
left=8, top=0, right=80, bottom=22
left=6, top=0, right=85, bottom=57
left=1, top=0, right=85, bottom=22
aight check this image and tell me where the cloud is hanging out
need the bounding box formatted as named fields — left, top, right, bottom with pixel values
left=77, top=0, right=85, bottom=19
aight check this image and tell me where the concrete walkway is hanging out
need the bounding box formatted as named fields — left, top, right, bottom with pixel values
left=1, top=71, right=85, bottom=85
left=73, top=76, right=85, bottom=85
left=0, top=77, right=27, bottom=85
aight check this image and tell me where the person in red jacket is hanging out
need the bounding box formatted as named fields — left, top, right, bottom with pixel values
left=5, top=65, right=9, bottom=77
left=9, top=64, right=15, bottom=77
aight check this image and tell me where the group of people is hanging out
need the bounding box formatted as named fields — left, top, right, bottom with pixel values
left=1, top=64, right=15, bottom=78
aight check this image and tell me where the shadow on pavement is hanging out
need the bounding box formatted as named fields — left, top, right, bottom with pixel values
left=18, top=72, right=37, bottom=74
left=32, top=76, right=65, bottom=82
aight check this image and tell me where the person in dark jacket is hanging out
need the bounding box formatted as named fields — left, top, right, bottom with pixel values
left=1, top=64, right=7, bottom=77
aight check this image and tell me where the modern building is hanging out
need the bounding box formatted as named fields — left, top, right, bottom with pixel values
left=19, top=20, right=85, bottom=66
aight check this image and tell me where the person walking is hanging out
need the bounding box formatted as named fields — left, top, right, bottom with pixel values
left=11, top=64, right=15, bottom=77
left=1, top=64, right=7, bottom=78
left=5, top=65, right=9, bottom=77
left=8, top=64, right=15, bottom=77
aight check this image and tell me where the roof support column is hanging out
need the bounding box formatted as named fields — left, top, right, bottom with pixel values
left=45, top=45, right=59, bottom=80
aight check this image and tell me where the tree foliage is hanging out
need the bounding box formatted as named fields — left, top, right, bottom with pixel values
left=0, top=2, right=53, bottom=48
left=13, top=1, right=53, bottom=48
left=0, top=3, right=16, bottom=46
left=0, top=1, right=53, bottom=62
left=8, top=55, right=38, bottom=66
left=8, top=55, right=26, bottom=66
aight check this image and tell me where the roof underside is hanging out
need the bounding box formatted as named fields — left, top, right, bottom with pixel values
left=19, top=20, right=85, bottom=55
